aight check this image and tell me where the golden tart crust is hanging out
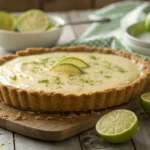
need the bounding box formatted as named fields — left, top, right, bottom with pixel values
left=0, top=46, right=149, bottom=112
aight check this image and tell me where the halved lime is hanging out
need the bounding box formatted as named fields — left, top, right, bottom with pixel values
left=57, top=57, right=89, bottom=68
left=15, top=9, right=49, bottom=32
left=141, top=92, right=150, bottom=115
left=145, top=12, right=150, bottom=31
left=46, top=21, right=57, bottom=30
left=50, top=63, right=84, bottom=74
left=0, top=11, right=16, bottom=31
left=96, top=109, right=138, bottom=143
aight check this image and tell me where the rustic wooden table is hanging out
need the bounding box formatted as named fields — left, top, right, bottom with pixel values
left=0, top=10, right=150, bottom=150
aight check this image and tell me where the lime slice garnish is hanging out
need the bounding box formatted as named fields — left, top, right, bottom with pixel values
left=57, top=57, right=89, bottom=68
left=50, top=63, right=84, bottom=74
left=96, top=109, right=138, bottom=143
left=15, top=9, right=49, bottom=32
left=0, top=11, right=16, bottom=31
left=141, top=92, right=150, bottom=115
left=145, top=12, right=150, bottom=31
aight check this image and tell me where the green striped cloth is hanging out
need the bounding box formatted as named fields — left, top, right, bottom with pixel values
left=67, top=1, right=150, bottom=60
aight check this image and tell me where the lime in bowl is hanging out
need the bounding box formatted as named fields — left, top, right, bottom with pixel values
left=124, top=21, right=150, bottom=56
left=0, top=10, right=65, bottom=51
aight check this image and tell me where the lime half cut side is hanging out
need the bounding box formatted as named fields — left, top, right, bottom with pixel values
left=16, top=9, right=49, bottom=32
left=141, top=92, right=150, bottom=115
left=0, top=11, right=15, bottom=31
left=50, top=63, right=84, bottom=74
left=96, top=109, right=138, bottom=143
left=57, top=57, right=89, bottom=68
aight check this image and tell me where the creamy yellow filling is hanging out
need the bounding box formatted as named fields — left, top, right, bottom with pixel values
left=0, top=52, right=140, bottom=94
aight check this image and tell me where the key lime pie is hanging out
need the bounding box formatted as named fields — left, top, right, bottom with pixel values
left=0, top=46, right=149, bottom=112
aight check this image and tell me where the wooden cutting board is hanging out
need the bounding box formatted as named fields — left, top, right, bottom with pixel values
left=0, top=79, right=149, bottom=141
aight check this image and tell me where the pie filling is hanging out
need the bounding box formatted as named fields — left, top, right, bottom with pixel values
left=0, top=52, right=140, bottom=95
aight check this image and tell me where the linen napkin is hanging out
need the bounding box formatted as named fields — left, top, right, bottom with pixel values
left=67, top=1, right=150, bottom=60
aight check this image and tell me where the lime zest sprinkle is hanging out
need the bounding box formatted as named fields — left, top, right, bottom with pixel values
left=79, top=77, right=94, bottom=85
left=38, top=79, right=49, bottom=84
left=114, top=65, right=126, bottom=73
left=104, top=75, right=112, bottom=79
left=98, top=70, right=104, bottom=74
left=10, top=74, right=17, bottom=80
left=89, top=55, right=96, bottom=60
left=103, top=60, right=112, bottom=69
left=41, top=57, right=50, bottom=63
left=53, top=76, right=64, bottom=85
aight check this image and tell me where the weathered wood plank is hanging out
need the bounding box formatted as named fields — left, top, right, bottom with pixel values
left=15, top=134, right=81, bottom=150
left=0, top=129, right=14, bottom=150
left=0, top=0, right=40, bottom=12
left=79, top=128, right=135, bottom=150
left=132, top=111, right=150, bottom=150
left=43, top=0, right=91, bottom=12
left=68, top=10, right=92, bottom=37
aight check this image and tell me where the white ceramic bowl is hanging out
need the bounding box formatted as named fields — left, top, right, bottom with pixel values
left=0, top=16, right=65, bottom=51
left=124, top=22, right=150, bottom=56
